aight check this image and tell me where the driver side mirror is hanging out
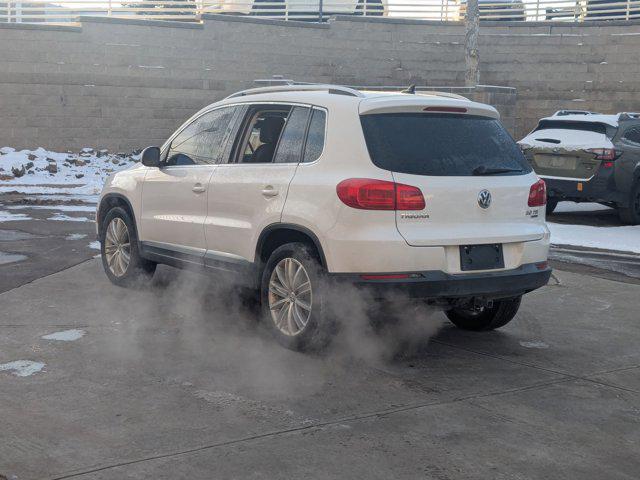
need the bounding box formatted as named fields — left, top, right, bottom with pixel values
left=141, top=146, right=161, bottom=167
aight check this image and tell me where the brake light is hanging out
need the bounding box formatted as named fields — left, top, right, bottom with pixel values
left=586, top=148, right=616, bottom=161
left=396, top=183, right=427, bottom=210
left=336, top=179, right=425, bottom=211
left=528, top=179, right=547, bottom=207
left=423, top=106, right=468, bottom=113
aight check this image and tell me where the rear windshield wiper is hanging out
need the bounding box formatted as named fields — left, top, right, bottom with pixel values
left=472, top=166, right=523, bottom=176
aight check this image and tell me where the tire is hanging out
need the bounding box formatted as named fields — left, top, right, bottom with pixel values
left=100, top=206, right=156, bottom=287
left=618, top=181, right=640, bottom=225
left=260, top=242, right=333, bottom=351
left=445, top=296, right=522, bottom=331
left=546, top=198, right=559, bottom=215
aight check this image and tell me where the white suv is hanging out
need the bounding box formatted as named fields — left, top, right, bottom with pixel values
left=97, top=84, right=551, bottom=350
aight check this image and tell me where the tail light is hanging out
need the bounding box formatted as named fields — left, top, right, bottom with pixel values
left=586, top=148, right=617, bottom=161
left=528, top=179, right=547, bottom=207
left=336, top=178, right=425, bottom=211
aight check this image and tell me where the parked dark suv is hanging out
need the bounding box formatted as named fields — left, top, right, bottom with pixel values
left=519, top=111, right=640, bottom=224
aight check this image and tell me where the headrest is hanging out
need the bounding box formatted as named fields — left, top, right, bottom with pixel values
left=259, top=116, right=285, bottom=144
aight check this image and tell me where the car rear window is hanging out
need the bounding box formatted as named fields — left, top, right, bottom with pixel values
left=360, top=113, right=530, bottom=176
left=534, top=120, right=608, bottom=135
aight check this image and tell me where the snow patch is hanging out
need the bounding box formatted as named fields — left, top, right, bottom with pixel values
left=0, top=252, right=27, bottom=265
left=89, top=241, right=100, bottom=250
left=33, top=194, right=99, bottom=204
left=0, top=147, right=137, bottom=196
left=42, top=329, right=86, bottom=342
left=0, top=210, right=31, bottom=222
left=8, top=204, right=96, bottom=212
left=66, top=233, right=87, bottom=240
left=520, top=341, right=549, bottom=349
left=549, top=222, right=640, bottom=254
left=47, top=213, right=92, bottom=223
left=0, top=360, right=45, bottom=377
left=554, top=202, right=612, bottom=213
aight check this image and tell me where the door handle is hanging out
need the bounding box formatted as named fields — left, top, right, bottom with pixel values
left=261, top=186, right=279, bottom=198
left=192, top=184, right=206, bottom=193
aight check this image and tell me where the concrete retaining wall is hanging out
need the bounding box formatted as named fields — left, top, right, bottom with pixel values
left=0, top=15, right=639, bottom=151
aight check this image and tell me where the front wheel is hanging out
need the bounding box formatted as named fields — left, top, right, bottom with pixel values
left=446, top=296, right=522, bottom=331
left=260, top=242, right=333, bottom=351
left=100, top=207, right=156, bottom=287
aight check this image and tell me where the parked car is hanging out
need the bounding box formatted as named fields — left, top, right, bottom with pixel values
left=206, top=0, right=387, bottom=19
left=519, top=111, right=640, bottom=224
left=97, top=84, right=551, bottom=351
left=457, top=0, right=526, bottom=21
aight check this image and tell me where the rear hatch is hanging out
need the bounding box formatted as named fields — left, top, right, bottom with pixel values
left=359, top=107, right=546, bottom=247
left=519, top=120, right=617, bottom=180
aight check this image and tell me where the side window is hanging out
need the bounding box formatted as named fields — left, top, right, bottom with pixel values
left=623, top=127, right=640, bottom=145
left=237, top=107, right=290, bottom=164
left=273, top=106, right=311, bottom=164
left=166, top=107, right=235, bottom=166
left=302, top=108, right=326, bottom=163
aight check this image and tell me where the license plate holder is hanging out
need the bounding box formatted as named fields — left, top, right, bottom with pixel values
left=535, top=154, right=578, bottom=170
left=460, top=244, right=505, bottom=271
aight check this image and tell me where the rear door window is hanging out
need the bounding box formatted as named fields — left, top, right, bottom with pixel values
left=273, top=106, right=310, bottom=164
left=236, top=107, right=291, bottom=164
left=360, top=113, right=530, bottom=176
left=302, top=108, right=327, bottom=163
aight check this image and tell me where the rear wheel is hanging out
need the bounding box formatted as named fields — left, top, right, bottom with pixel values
left=545, top=198, right=559, bottom=215
left=446, top=296, right=522, bottom=331
left=618, top=181, right=640, bottom=225
left=100, top=207, right=156, bottom=287
left=260, top=243, right=333, bottom=351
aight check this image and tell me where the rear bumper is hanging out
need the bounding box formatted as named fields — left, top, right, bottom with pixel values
left=330, top=263, right=552, bottom=300
left=544, top=169, right=624, bottom=205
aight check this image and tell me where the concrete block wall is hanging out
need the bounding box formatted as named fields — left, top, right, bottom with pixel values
left=0, top=15, right=639, bottom=151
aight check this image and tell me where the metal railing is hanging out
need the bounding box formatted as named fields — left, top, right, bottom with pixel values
left=1, top=0, right=639, bottom=24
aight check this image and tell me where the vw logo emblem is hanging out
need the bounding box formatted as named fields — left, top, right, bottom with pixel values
left=478, top=189, right=492, bottom=209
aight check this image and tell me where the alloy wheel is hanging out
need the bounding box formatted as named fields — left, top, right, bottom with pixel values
left=104, top=217, right=131, bottom=278
left=268, top=257, right=312, bottom=336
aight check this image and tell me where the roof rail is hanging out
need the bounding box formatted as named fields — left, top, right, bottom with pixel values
left=225, top=84, right=365, bottom=99
left=553, top=109, right=600, bottom=116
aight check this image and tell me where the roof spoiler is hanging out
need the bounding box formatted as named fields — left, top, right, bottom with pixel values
left=619, top=112, right=640, bottom=121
